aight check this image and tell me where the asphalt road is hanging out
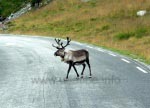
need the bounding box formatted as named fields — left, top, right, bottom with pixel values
left=0, top=34, right=150, bottom=108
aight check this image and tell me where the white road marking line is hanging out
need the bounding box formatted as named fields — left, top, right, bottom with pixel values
left=121, top=58, right=130, bottom=63
left=5, top=43, right=16, bottom=46
left=76, top=42, right=82, bottom=45
left=108, top=53, right=117, bottom=57
left=136, top=67, right=148, bottom=73
left=87, top=46, right=93, bottom=49
left=4, top=43, right=23, bottom=47
left=96, top=48, right=105, bottom=52
left=98, top=49, right=105, bottom=52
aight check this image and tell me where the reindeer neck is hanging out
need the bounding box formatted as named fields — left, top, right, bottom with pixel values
left=61, top=51, right=66, bottom=59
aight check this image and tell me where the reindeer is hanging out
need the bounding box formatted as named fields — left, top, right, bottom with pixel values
left=52, top=37, right=92, bottom=80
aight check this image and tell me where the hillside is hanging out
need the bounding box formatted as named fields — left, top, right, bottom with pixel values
left=6, top=0, right=150, bottom=64
left=0, top=0, right=28, bottom=17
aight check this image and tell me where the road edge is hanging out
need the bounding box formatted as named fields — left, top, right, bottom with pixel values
left=0, top=33, right=150, bottom=71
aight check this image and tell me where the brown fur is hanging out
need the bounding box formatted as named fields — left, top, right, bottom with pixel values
left=53, top=37, right=92, bottom=79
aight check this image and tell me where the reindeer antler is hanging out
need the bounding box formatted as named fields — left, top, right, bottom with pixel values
left=52, top=38, right=62, bottom=49
left=55, top=38, right=61, bottom=45
left=61, top=37, right=71, bottom=48
left=52, top=37, right=71, bottom=49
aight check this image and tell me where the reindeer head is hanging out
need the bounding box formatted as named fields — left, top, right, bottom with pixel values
left=52, top=37, right=71, bottom=57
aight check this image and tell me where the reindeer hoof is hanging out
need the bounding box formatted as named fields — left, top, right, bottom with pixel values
left=81, top=75, right=83, bottom=78
left=64, top=78, right=68, bottom=81
left=76, top=76, right=79, bottom=79
left=88, top=75, right=92, bottom=78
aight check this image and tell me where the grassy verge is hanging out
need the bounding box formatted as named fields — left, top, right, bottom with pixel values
left=3, top=0, right=150, bottom=64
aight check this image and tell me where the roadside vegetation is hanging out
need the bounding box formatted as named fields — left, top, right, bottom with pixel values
left=0, top=0, right=46, bottom=18
left=0, top=0, right=28, bottom=17
left=5, top=0, right=150, bottom=64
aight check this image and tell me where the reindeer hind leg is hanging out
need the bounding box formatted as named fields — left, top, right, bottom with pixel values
left=86, top=58, right=92, bottom=78
left=81, top=63, right=86, bottom=78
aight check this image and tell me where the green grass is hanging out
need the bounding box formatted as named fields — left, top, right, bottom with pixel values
left=115, top=27, right=149, bottom=40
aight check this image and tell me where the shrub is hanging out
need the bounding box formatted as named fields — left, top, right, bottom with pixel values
left=134, top=28, right=147, bottom=38
left=115, top=32, right=134, bottom=40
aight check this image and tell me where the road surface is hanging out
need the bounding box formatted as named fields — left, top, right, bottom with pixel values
left=0, top=34, right=150, bottom=108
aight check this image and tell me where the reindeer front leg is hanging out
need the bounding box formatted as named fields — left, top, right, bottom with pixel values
left=65, top=62, right=72, bottom=80
left=72, top=65, right=79, bottom=79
